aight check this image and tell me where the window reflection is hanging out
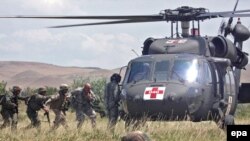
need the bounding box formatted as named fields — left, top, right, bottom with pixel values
left=171, top=59, right=198, bottom=82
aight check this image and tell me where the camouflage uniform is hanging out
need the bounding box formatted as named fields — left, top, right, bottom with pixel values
left=71, top=83, right=96, bottom=129
left=0, top=86, right=26, bottom=130
left=26, top=88, right=50, bottom=128
left=45, top=84, right=69, bottom=130
left=104, top=73, right=121, bottom=131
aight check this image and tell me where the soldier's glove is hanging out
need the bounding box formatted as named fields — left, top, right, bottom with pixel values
left=43, top=106, right=49, bottom=113
left=86, top=93, right=93, bottom=102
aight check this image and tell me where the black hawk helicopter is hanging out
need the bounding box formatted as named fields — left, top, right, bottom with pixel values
left=1, top=0, right=250, bottom=129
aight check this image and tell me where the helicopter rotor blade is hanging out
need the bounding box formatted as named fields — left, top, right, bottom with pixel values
left=197, top=12, right=250, bottom=18
left=0, top=15, right=163, bottom=20
left=50, top=13, right=250, bottom=28
left=48, top=19, right=164, bottom=28
left=199, top=9, right=250, bottom=17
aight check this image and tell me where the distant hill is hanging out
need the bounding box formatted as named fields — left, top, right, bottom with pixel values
left=0, top=61, right=117, bottom=88
left=0, top=61, right=250, bottom=88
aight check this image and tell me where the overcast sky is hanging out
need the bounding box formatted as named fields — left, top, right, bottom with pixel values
left=0, top=0, right=250, bottom=69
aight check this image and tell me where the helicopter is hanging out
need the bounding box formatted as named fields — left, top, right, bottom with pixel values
left=1, top=0, right=250, bottom=129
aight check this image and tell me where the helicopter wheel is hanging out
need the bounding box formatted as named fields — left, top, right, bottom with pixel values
left=223, top=115, right=235, bottom=127
left=218, top=115, right=235, bottom=130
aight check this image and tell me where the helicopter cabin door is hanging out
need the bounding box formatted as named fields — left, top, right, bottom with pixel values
left=223, top=67, right=237, bottom=115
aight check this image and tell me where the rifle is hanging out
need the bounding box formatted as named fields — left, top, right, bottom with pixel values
left=44, top=111, right=50, bottom=126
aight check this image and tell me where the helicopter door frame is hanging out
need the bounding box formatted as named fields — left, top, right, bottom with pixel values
left=202, top=61, right=216, bottom=97
left=224, top=67, right=237, bottom=115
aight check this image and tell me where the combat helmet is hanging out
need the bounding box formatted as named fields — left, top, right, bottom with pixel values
left=38, top=87, right=47, bottom=94
left=12, top=86, right=22, bottom=93
left=110, top=73, right=121, bottom=83
left=60, top=84, right=69, bottom=91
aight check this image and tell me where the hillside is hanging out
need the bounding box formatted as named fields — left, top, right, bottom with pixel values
left=0, top=61, right=116, bottom=88
left=1, top=61, right=250, bottom=88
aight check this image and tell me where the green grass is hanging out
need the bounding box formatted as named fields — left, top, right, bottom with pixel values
left=0, top=103, right=250, bottom=141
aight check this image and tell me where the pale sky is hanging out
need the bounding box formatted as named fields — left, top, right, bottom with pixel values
left=0, top=0, right=250, bottom=69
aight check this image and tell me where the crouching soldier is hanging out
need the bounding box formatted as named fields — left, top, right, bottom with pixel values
left=0, top=86, right=27, bottom=130
left=71, top=83, right=96, bottom=129
left=104, top=73, right=121, bottom=131
left=45, top=84, right=70, bottom=130
left=26, top=87, right=50, bottom=129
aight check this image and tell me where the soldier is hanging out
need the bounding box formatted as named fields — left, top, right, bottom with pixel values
left=26, top=87, right=50, bottom=129
left=45, top=84, right=70, bottom=130
left=71, top=83, right=96, bottom=129
left=0, top=86, right=27, bottom=130
left=104, top=73, right=121, bottom=131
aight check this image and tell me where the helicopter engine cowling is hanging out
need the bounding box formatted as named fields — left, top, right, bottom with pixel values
left=210, top=36, right=248, bottom=68
left=210, top=36, right=237, bottom=62
left=142, top=37, right=155, bottom=55
left=143, top=37, right=207, bottom=55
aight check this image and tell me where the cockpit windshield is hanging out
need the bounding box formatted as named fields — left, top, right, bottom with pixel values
left=127, top=61, right=152, bottom=83
left=126, top=58, right=199, bottom=83
left=171, top=59, right=198, bottom=83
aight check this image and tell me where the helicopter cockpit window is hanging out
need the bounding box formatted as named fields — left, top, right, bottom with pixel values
left=204, top=62, right=212, bottom=84
left=171, top=59, right=198, bottom=83
left=154, top=61, right=170, bottom=81
left=128, top=61, right=152, bottom=83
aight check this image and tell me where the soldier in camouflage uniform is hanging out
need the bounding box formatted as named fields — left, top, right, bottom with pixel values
left=45, top=84, right=70, bottom=130
left=0, top=86, right=27, bottom=130
left=26, top=87, right=50, bottom=129
left=71, top=83, right=96, bottom=129
left=104, top=73, right=121, bottom=131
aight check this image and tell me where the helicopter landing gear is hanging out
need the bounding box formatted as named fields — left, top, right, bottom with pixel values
left=223, top=115, right=235, bottom=128
left=217, top=114, right=235, bottom=130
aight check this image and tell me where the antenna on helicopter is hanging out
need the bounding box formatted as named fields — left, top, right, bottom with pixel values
left=131, top=49, right=139, bottom=57
left=224, top=0, right=239, bottom=37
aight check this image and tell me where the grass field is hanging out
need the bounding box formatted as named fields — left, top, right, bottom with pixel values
left=0, top=103, right=250, bottom=141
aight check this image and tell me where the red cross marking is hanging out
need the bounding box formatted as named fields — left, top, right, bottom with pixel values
left=145, top=87, right=164, bottom=99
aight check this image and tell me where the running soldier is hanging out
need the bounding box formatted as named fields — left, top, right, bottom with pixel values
left=0, top=86, right=27, bottom=130
left=45, top=84, right=70, bottom=130
left=26, top=87, right=50, bottom=129
left=104, top=73, right=121, bottom=131
left=71, top=83, right=96, bottom=129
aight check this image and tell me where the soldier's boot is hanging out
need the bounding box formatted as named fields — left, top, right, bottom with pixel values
left=11, top=123, right=17, bottom=131
left=77, top=120, right=84, bottom=129
left=24, top=124, right=34, bottom=129
left=90, top=117, right=96, bottom=129
left=108, top=118, right=117, bottom=132
left=0, top=122, right=10, bottom=129
left=34, top=120, right=41, bottom=131
left=0, top=117, right=11, bottom=129
left=33, top=120, right=41, bottom=127
left=51, top=120, right=60, bottom=130
left=11, top=113, right=18, bottom=131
